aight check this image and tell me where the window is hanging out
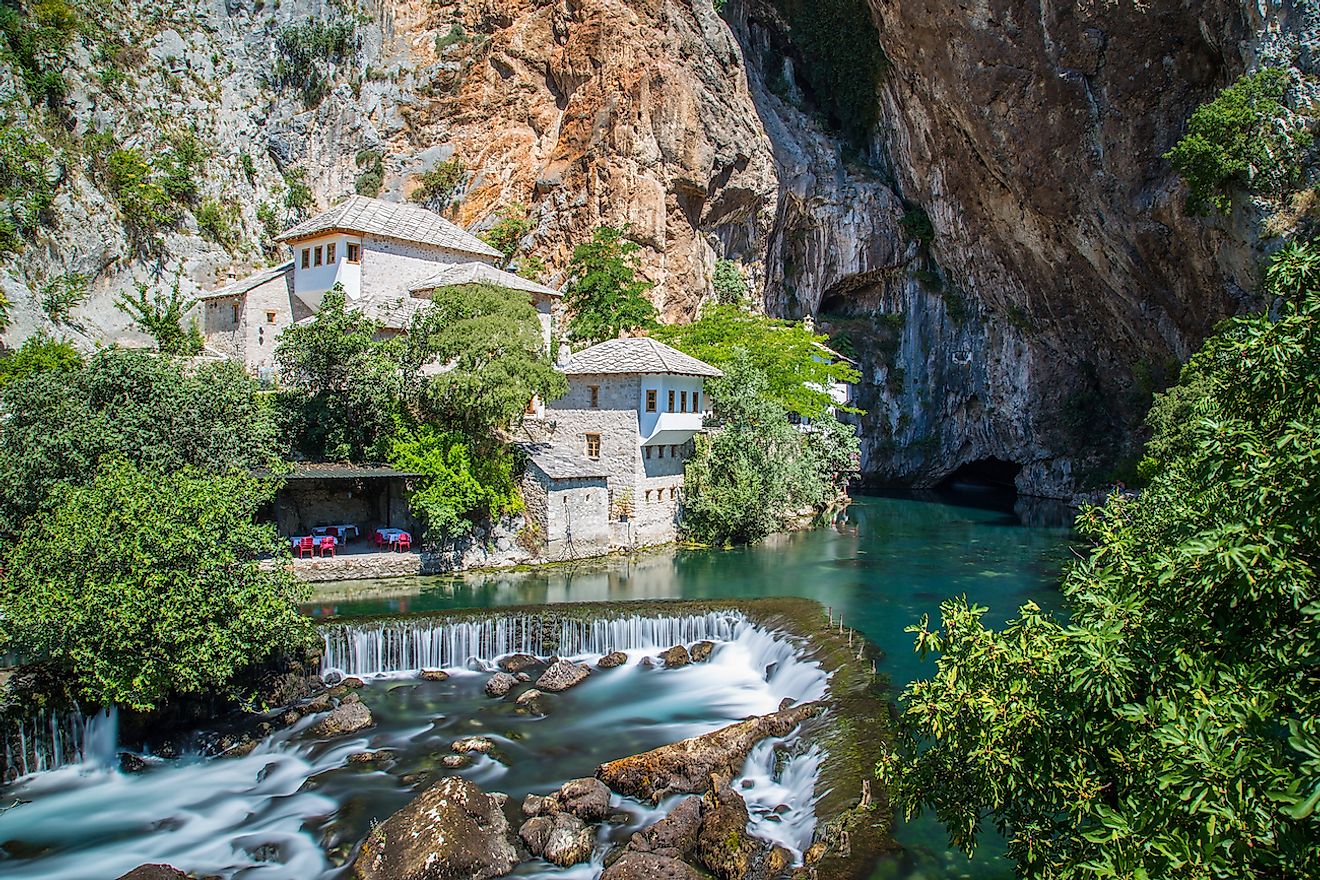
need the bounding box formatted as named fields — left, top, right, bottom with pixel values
left=347, top=243, right=361, bottom=263
left=589, top=385, right=599, bottom=408
left=265, top=310, right=277, bottom=324
left=657, top=445, right=664, bottom=459
left=313, top=246, right=323, bottom=267
left=694, top=391, right=700, bottom=412
left=585, top=433, right=601, bottom=459
left=667, top=390, right=675, bottom=412
left=670, top=444, right=678, bottom=458
left=680, top=391, right=687, bottom=412
left=326, top=242, right=337, bottom=262
left=644, top=489, right=652, bottom=503
left=670, top=487, right=677, bottom=500
left=645, top=389, right=657, bottom=412
left=644, top=446, right=652, bottom=460
left=231, top=303, right=240, bottom=324
left=301, top=248, right=310, bottom=269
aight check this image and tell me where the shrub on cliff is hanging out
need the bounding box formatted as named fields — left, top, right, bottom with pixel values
left=877, top=243, right=1320, bottom=878
left=1165, top=67, right=1312, bottom=215
left=0, top=459, right=312, bottom=711
left=388, top=426, right=523, bottom=543
left=563, top=225, right=658, bottom=345
left=682, top=351, right=858, bottom=546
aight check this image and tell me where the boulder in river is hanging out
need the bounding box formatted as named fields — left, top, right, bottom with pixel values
left=601, top=852, right=704, bottom=880
left=518, top=811, right=595, bottom=867
left=419, top=669, right=449, bottom=682
left=535, top=659, right=590, bottom=693
left=689, top=641, right=715, bottom=663
left=485, top=672, right=518, bottom=697
left=349, top=776, right=517, bottom=880
left=515, top=688, right=544, bottom=705
left=659, top=645, right=691, bottom=668
left=597, top=702, right=822, bottom=802
left=598, top=651, right=628, bottom=669
left=309, top=702, right=374, bottom=738
left=452, top=736, right=496, bottom=754
left=116, top=866, right=190, bottom=880
left=498, top=653, right=540, bottom=674
left=625, top=796, right=703, bottom=860
left=695, top=784, right=792, bottom=880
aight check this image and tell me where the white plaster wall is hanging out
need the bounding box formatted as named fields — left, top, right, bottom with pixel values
left=638, top=374, right=708, bottom=438
left=291, top=233, right=364, bottom=300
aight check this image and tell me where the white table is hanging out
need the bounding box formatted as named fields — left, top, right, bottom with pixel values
left=313, top=524, right=359, bottom=540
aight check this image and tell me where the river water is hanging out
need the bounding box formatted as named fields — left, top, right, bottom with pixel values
left=0, top=490, right=1073, bottom=879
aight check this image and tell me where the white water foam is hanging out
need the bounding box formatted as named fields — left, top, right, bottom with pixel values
left=3, top=706, right=119, bottom=780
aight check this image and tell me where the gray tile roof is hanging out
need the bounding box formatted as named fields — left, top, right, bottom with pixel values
left=410, top=261, right=563, bottom=298
left=197, top=262, right=293, bottom=301
left=521, top=443, right=609, bottom=480
left=361, top=295, right=432, bottom=330
left=561, top=338, right=722, bottom=378
left=275, top=195, right=502, bottom=260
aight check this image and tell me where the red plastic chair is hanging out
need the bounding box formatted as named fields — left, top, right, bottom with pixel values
left=395, top=533, right=411, bottom=552
left=297, top=536, right=314, bottom=559
left=319, top=535, right=336, bottom=557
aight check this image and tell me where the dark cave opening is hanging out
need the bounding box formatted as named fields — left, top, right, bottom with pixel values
left=938, top=458, right=1023, bottom=493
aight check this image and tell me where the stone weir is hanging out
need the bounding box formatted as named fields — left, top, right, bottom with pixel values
left=319, top=597, right=896, bottom=880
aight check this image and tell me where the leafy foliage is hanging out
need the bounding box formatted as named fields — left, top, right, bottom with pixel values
left=900, top=205, right=934, bottom=244
left=653, top=305, right=861, bottom=419
left=409, top=157, right=466, bottom=211
left=0, top=349, right=279, bottom=537
left=196, top=197, right=242, bottom=250
left=91, top=129, right=207, bottom=247
left=682, top=352, right=858, bottom=545
left=270, top=17, right=360, bottom=107
left=354, top=148, right=384, bottom=197
left=711, top=259, right=747, bottom=306
left=479, top=202, right=533, bottom=263
left=404, top=282, right=566, bottom=435
left=877, top=242, right=1320, bottom=879
left=38, top=271, right=86, bottom=323
left=283, top=167, right=313, bottom=220
left=274, top=285, right=404, bottom=461
left=1165, top=68, right=1312, bottom=215
left=388, top=425, right=523, bottom=542
left=0, top=0, right=81, bottom=106
left=0, top=459, right=312, bottom=710
left=114, top=276, right=203, bottom=355
left=563, top=225, right=657, bottom=344
left=0, top=117, right=59, bottom=255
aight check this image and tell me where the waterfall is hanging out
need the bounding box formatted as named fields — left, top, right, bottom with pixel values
left=321, top=611, right=752, bottom=677
left=2, top=706, right=118, bottom=781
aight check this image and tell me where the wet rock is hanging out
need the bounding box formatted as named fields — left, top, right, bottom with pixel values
left=323, top=671, right=344, bottom=686
left=632, top=796, right=703, bottom=858
left=695, top=785, right=790, bottom=880
left=659, top=645, right=691, bottom=669
left=601, top=852, right=704, bottom=880
left=279, top=710, right=301, bottom=727
left=220, top=740, right=258, bottom=759
left=116, top=866, right=190, bottom=880
left=485, top=672, right=518, bottom=697
left=342, top=676, right=365, bottom=689
left=523, top=793, right=547, bottom=817
left=309, top=702, right=374, bottom=738
left=349, top=776, right=517, bottom=880
left=341, top=692, right=362, bottom=706
left=119, top=752, right=150, bottom=773
left=536, top=659, right=590, bottom=693
left=519, top=812, right=594, bottom=867
left=638, top=657, right=656, bottom=669
left=442, top=754, right=472, bottom=769
left=516, top=672, right=532, bottom=682
left=348, top=750, right=390, bottom=765
left=597, top=702, right=822, bottom=802
left=419, top=668, right=449, bottom=682
left=689, top=641, right=715, bottom=663
left=498, top=653, right=540, bottom=674
left=556, top=777, right=612, bottom=822
left=515, top=688, right=544, bottom=705
left=598, top=651, right=628, bottom=669
left=303, top=693, right=332, bottom=714
left=452, top=736, right=496, bottom=754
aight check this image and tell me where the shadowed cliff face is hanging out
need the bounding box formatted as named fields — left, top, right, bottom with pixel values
left=2, top=0, right=1296, bottom=496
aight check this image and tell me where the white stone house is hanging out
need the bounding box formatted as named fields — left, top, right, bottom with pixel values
left=196, top=196, right=560, bottom=376
left=521, top=338, right=722, bottom=560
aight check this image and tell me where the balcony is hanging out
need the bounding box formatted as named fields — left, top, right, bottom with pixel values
left=640, top=411, right=706, bottom=445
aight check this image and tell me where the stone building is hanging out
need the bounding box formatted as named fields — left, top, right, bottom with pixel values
left=196, top=196, right=560, bottom=375
left=521, top=338, right=721, bottom=559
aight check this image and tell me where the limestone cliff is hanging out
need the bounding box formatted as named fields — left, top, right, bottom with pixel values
left=3, top=0, right=1308, bottom=495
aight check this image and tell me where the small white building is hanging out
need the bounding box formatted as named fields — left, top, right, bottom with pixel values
left=197, top=196, right=561, bottom=374
left=521, top=338, right=722, bottom=559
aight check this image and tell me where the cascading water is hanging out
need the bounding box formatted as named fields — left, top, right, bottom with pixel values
left=1, top=613, right=831, bottom=879
left=2, top=706, right=118, bottom=780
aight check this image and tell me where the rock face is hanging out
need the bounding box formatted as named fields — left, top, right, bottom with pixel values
left=597, top=702, right=822, bottom=802
left=309, top=702, right=374, bottom=738
left=350, top=777, right=518, bottom=880
left=535, top=659, right=591, bottom=693
left=5, top=0, right=1301, bottom=495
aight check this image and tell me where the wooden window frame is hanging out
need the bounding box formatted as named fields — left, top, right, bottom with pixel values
left=313, top=245, right=323, bottom=267
left=231, top=303, right=241, bottom=324
left=346, top=242, right=361, bottom=264
left=585, top=433, right=601, bottom=460
left=670, top=444, right=678, bottom=457
left=680, top=391, right=687, bottom=412
left=301, top=248, right=310, bottom=269
left=645, top=389, right=657, bottom=412
left=589, top=385, right=599, bottom=408
left=326, top=242, right=337, bottom=262
left=667, top=389, right=675, bottom=412
left=644, top=446, right=652, bottom=460
left=266, top=310, right=278, bottom=324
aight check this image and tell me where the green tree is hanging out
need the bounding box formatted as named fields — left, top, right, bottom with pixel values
left=0, top=459, right=312, bottom=710
left=653, top=305, right=861, bottom=419
left=409, top=157, right=466, bottom=211
left=877, top=243, right=1320, bottom=879
left=274, top=284, right=403, bottom=460
left=115, top=276, right=203, bottom=355
left=1165, top=68, right=1312, bottom=215
left=563, top=225, right=657, bottom=344
left=389, top=425, right=523, bottom=543
left=0, top=349, right=280, bottom=536
left=682, top=351, right=858, bottom=545
left=711, top=259, right=747, bottom=306
left=480, top=202, right=534, bottom=264
left=404, top=282, right=566, bottom=435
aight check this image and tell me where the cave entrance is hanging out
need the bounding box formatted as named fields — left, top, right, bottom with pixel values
left=938, top=458, right=1022, bottom=493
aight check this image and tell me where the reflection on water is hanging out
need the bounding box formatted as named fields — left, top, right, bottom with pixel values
left=307, top=491, right=1077, bottom=880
